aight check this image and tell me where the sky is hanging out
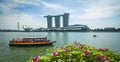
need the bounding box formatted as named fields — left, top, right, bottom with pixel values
left=0, top=0, right=120, bottom=30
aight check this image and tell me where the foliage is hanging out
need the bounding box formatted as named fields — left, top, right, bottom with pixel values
left=27, top=42, right=120, bottom=62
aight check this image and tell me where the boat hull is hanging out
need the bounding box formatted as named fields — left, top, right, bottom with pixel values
left=9, top=41, right=56, bottom=47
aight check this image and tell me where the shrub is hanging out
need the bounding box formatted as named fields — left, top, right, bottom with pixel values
left=27, top=42, right=120, bottom=62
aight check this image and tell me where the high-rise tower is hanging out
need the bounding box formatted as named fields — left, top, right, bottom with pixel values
left=44, top=13, right=70, bottom=28
left=55, top=16, right=61, bottom=28
left=44, top=15, right=52, bottom=28
left=17, top=22, right=20, bottom=31
left=63, top=13, right=69, bottom=27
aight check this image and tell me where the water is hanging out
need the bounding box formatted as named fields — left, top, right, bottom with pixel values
left=0, top=32, right=120, bottom=62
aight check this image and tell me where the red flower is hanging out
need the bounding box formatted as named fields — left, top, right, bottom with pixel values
left=52, top=51, right=58, bottom=56
left=84, top=51, right=90, bottom=55
left=33, top=55, right=39, bottom=62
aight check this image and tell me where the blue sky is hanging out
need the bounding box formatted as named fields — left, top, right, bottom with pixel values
left=0, top=0, right=120, bottom=30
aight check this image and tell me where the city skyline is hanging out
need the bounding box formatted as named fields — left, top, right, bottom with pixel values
left=0, top=0, right=120, bottom=30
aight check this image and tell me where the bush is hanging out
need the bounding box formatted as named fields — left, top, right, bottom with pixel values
left=27, top=42, right=120, bottom=62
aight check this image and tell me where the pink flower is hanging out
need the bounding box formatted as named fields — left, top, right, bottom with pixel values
left=104, top=57, right=109, bottom=60
left=52, top=51, right=58, bottom=56
left=97, top=56, right=104, bottom=60
left=33, top=55, right=39, bottom=62
left=73, top=41, right=83, bottom=48
left=64, top=49, right=69, bottom=52
left=98, top=48, right=104, bottom=52
left=61, top=47, right=69, bottom=52
left=66, top=49, right=69, bottom=52
left=84, top=51, right=90, bottom=55
left=97, top=55, right=109, bottom=61
left=73, top=41, right=79, bottom=45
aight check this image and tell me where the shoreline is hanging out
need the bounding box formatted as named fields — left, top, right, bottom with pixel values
left=0, top=31, right=120, bottom=32
left=0, top=30, right=120, bottom=32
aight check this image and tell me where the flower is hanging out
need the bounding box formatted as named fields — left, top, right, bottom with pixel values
left=33, top=55, right=39, bottom=62
left=28, top=42, right=120, bottom=62
left=84, top=51, right=90, bottom=55
left=52, top=51, right=58, bottom=56
left=73, top=41, right=79, bottom=45
left=63, top=48, right=69, bottom=52
left=61, top=47, right=69, bottom=52
left=65, top=49, right=69, bottom=52
left=98, top=48, right=104, bottom=52
left=97, top=55, right=105, bottom=60
left=104, top=57, right=109, bottom=60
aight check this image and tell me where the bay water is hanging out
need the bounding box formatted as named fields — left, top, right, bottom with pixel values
left=0, top=32, right=120, bottom=62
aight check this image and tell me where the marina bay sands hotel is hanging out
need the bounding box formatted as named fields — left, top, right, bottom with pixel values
left=44, top=13, right=69, bottom=28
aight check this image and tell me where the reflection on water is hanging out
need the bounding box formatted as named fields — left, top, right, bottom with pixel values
left=0, top=32, right=120, bottom=62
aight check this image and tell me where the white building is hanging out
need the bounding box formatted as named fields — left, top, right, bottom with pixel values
left=65, top=24, right=89, bottom=30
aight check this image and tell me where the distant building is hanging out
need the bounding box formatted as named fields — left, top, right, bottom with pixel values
left=44, top=13, right=69, bottom=29
left=65, top=24, right=89, bottom=31
left=104, top=27, right=116, bottom=31
left=17, top=22, right=20, bottom=31
left=22, top=26, right=32, bottom=31
left=34, top=28, right=47, bottom=31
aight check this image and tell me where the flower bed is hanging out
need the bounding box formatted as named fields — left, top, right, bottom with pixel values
left=28, top=42, right=120, bottom=62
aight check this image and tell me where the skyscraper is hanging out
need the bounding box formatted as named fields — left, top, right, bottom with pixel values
left=55, top=16, right=61, bottom=28
left=44, top=15, right=52, bottom=28
left=17, top=22, right=20, bottom=31
left=63, top=13, right=69, bottom=27
left=44, top=13, right=70, bottom=29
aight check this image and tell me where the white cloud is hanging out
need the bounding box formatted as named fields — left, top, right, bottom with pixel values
left=0, top=13, right=46, bottom=30
left=18, top=13, right=46, bottom=28
left=40, top=1, right=69, bottom=11
left=0, top=0, right=120, bottom=29
left=0, top=0, right=58, bottom=29
left=77, top=0, right=120, bottom=19
left=0, top=0, right=71, bottom=15
left=12, top=0, right=41, bottom=6
left=0, top=2, right=14, bottom=14
left=0, top=0, right=41, bottom=15
left=12, top=0, right=70, bottom=12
